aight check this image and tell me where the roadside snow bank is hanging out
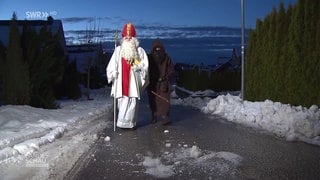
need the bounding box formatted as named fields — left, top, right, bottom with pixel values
left=202, top=94, right=320, bottom=146
left=0, top=88, right=112, bottom=160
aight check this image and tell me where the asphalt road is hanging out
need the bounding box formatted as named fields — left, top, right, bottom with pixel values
left=65, top=95, right=320, bottom=180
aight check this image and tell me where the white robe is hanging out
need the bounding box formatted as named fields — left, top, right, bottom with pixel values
left=106, top=46, right=149, bottom=128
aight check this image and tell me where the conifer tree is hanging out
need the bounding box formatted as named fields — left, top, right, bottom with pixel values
left=244, top=29, right=257, bottom=99
left=316, top=1, right=320, bottom=105
left=273, top=2, right=288, bottom=101
left=2, top=12, right=30, bottom=105
left=0, top=42, right=6, bottom=101
left=287, top=0, right=305, bottom=105
left=21, top=22, right=39, bottom=66
left=265, top=8, right=277, bottom=98
left=300, top=0, right=320, bottom=106
left=254, top=19, right=267, bottom=100
left=54, top=60, right=81, bottom=100
left=29, top=26, right=66, bottom=108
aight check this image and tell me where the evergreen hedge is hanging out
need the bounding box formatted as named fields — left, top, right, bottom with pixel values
left=245, top=0, right=320, bottom=107
left=176, top=67, right=241, bottom=92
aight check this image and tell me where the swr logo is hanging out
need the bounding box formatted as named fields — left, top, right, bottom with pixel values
left=26, top=11, right=57, bottom=19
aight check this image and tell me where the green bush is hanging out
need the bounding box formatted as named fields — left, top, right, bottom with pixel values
left=245, top=0, right=320, bottom=107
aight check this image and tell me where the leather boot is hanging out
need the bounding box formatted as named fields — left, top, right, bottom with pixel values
left=161, top=116, right=170, bottom=126
left=151, top=114, right=157, bottom=124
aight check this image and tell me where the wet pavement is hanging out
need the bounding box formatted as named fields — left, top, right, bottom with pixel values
left=65, top=95, right=320, bottom=180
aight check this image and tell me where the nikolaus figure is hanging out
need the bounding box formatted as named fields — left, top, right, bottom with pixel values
left=106, top=23, right=149, bottom=129
left=147, top=39, right=174, bottom=125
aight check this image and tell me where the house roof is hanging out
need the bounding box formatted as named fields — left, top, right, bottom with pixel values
left=0, top=18, right=67, bottom=54
left=214, top=48, right=241, bottom=72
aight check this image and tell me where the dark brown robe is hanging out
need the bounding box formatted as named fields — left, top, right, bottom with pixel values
left=147, top=39, right=174, bottom=117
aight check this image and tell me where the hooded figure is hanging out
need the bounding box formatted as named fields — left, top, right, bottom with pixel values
left=147, top=39, right=174, bottom=125
left=106, top=23, right=149, bottom=129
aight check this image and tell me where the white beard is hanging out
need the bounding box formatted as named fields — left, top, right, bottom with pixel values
left=121, top=37, right=139, bottom=63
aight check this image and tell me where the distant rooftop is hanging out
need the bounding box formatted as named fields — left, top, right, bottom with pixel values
left=0, top=18, right=64, bottom=46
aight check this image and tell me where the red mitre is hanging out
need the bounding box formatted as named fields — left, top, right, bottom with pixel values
left=122, top=23, right=136, bottom=37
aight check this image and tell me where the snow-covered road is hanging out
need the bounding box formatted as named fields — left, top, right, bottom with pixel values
left=0, top=86, right=319, bottom=179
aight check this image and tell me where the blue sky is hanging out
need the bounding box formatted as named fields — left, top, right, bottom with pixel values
left=1, top=0, right=296, bottom=30
left=0, top=0, right=297, bottom=64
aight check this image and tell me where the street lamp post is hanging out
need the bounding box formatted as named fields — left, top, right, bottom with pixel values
left=241, top=0, right=245, bottom=100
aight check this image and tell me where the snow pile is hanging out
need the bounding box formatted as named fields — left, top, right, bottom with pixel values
left=142, top=156, right=174, bottom=178
left=202, top=94, right=320, bottom=146
left=0, top=88, right=112, bottom=161
left=172, top=86, right=320, bottom=146
left=141, top=145, right=243, bottom=179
